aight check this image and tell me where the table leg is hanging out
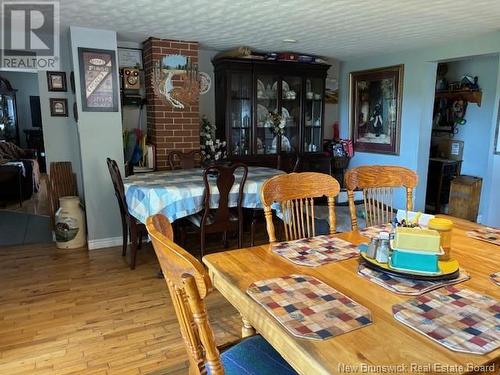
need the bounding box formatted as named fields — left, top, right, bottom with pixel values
left=241, top=316, right=256, bottom=338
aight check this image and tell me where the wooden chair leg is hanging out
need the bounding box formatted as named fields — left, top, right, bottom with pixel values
left=200, top=228, right=206, bottom=260
left=130, top=221, right=138, bottom=270
left=137, top=230, right=143, bottom=250
left=238, top=221, right=243, bottom=249
left=121, top=219, right=128, bottom=256
left=250, top=216, right=257, bottom=246
left=223, top=231, right=228, bottom=248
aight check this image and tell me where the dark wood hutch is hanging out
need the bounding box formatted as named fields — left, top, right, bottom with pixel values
left=213, top=58, right=330, bottom=169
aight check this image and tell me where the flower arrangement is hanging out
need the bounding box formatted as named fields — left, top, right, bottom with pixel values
left=200, top=116, right=227, bottom=162
left=266, top=111, right=286, bottom=136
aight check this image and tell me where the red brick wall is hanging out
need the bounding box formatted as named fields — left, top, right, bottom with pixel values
left=143, top=37, right=199, bottom=170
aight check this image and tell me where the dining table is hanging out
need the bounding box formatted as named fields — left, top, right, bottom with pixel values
left=123, top=166, right=284, bottom=223
left=203, top=216, right=500, bottom=374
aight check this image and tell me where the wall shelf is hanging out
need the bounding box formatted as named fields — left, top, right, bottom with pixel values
left=435, top=90, right=482, bottom=106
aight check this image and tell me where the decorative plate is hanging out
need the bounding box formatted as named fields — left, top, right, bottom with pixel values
left=199, top=72, right=211, bottom=95
left=272, top=80, right=290, bottom=95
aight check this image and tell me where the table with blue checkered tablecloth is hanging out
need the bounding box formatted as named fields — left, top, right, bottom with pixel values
left=123, top=166, right=284, bottom=223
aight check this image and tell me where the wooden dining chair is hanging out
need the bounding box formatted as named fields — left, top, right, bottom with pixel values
left=146, top=214, right=297, bottom=375
left=184, top=163, right=248, bottom=258
left=344, top=165, right=419, bottom=230
left=106, top=158, right=147, bottom=269
left=261, top=172, right=341, bottom=243
left=168, top=150, right=201, bottom=170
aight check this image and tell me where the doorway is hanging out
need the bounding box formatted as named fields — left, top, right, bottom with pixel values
left=0, top=71, right=52, bottom=245
left=424, top=54, right=498, bottom=223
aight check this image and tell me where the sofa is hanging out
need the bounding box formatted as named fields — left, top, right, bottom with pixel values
left=0, top=141, right=39, bottom=203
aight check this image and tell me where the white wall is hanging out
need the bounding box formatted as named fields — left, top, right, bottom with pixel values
left=0, top=71, right=39, bottom=148
left=37, top=30, right=83, bottom=195
left=70, top=26, right=124, bottom=248
left=324, top=59, right=340, bottom=140
left=199, top=48, right=217, bottom=125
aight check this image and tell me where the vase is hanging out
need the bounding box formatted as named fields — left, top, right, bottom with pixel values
left=55, top=196, right=86, bottom=249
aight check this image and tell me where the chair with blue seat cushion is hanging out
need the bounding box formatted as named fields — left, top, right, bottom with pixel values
left=146, top=214, right=297, bottom=375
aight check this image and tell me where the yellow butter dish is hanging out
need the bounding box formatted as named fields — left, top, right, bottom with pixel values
left=393, top=227, right=441, bottom=252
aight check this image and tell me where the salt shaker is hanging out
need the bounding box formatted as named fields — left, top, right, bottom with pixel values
left=366, top=238, right=379, bottom=259
left=375, top=239, right=390, bottom=263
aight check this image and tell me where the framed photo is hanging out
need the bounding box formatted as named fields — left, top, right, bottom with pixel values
left=117, top=47, right=143, bottom=69
left=349, top=65, right=404, bottom=155
left=50, top=98, right=68, bottom=117
left=47, top=71, right=67, bottom=92
left=78, top=48, right=119, bottom=112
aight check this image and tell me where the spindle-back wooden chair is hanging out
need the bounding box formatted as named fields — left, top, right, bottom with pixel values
left=261, top=172, right=341, bottom=243
left=146, top=214, right=296, bottom=375
left=344, top=165, right=418, bottom=230
left=168, top=150, right=201, bottom=170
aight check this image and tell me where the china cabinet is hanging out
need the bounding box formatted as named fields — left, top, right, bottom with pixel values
left=213, top=58, right=329, bottom=168
left=0, top=76, right=19, bottom=144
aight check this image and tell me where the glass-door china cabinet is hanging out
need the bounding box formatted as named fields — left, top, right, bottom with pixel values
left=214, top=58, right=329, bottom=167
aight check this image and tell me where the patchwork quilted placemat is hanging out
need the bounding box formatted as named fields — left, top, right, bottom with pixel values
left=491, top=272, right=500, bottom=286
left=466, top=227, right=500, bottom=246
left=392, top=286, right=500, bottom=354
left=358, top=264, right=470, bottom=296
left=359, top=223, right=394, bottom=239
left=247, top=274, right=372, bottom=340
left=271, top=236, right=359, bottom=267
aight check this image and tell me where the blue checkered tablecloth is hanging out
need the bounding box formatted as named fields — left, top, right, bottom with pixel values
left=123, top=166, right=284, bottom=223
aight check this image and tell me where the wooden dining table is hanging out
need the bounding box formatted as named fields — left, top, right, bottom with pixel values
left=203, top=216, right=499, bottom=374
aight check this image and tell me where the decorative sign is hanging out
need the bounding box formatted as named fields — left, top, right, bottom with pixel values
left=78, top=48, right=119, bottom=112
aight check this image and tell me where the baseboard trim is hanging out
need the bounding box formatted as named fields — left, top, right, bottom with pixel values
left=88, top=236, right=123, bottom=250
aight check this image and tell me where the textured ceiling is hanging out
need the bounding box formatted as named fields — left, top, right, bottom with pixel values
left=60, top=0, right=500, bottom=59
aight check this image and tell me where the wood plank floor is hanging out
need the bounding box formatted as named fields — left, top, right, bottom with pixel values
left=0, top=242, right=241, bottom=374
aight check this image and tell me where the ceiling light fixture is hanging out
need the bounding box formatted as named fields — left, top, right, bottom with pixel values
left=283, top=39, right=297, bottom=43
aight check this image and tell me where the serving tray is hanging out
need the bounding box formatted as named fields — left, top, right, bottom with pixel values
left=358, top=244, right=460, bottom=281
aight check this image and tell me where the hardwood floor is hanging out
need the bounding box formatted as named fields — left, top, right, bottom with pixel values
left=2, top=174, right=51, bottom=217
left=0, top=242, right=241, bottom=374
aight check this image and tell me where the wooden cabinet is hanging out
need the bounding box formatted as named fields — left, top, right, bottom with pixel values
left=449, top=175, right=482, bottom=222
left=213, top=58, right=330, bottom=167
left=425, top=158, right=462, bottom=214
left=0, top=76, right=19, bottom=145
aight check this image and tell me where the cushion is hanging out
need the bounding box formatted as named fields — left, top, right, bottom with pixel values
left=208, top=335, right=297, bottom=375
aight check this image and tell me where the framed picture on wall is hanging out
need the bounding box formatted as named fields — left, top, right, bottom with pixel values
left=50, top=98, right=68, bottom=117
left=349, top=65, right=404, bottom=155
left=117, top=47, right=143, bottom=69
left=78, top=48, right=119, bottom=112
left=47, top=71, right=67, bottom=92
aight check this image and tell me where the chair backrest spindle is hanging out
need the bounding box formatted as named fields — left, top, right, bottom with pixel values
left=261, top=172, right=340, bottom=243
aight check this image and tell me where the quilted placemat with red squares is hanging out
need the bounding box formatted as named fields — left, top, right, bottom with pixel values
left=359, top=223, right=393, bottom=239
left=271, top=236, right=359, bottom=267
left=358, top=264, right=470, bottom=296
left=392, top=286, right=500, bottom=354
left=466, top=227, right=500, bottom=246
left=247, top=274, right=372, bottom=340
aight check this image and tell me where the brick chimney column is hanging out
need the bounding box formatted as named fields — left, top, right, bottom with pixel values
left=143, top=38, right=200, bottom=170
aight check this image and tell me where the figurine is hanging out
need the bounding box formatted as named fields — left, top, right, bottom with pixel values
left=369, top=103, right=383, bottom=137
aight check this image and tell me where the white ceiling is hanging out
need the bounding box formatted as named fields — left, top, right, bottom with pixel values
left=61, top=0, right=500, bottom=60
